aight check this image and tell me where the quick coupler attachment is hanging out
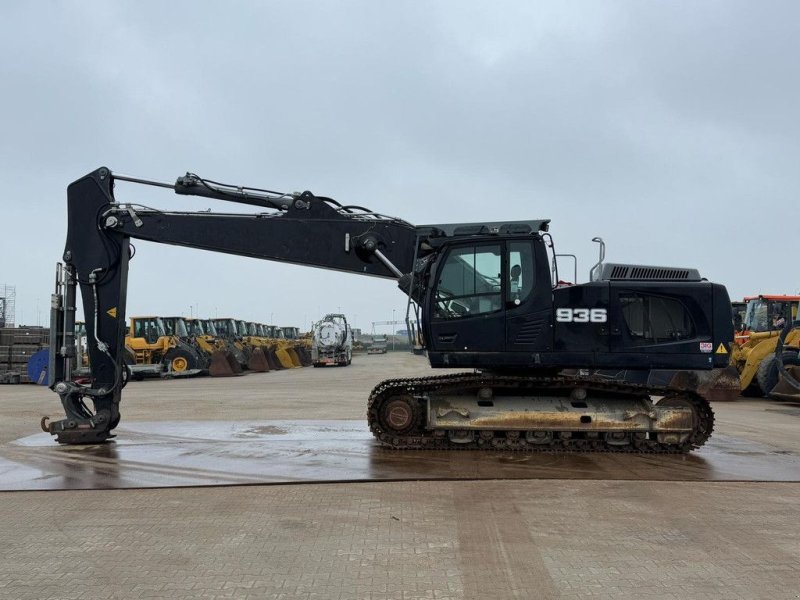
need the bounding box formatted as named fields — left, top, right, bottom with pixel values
left=42, top=382, right=116, bottom=444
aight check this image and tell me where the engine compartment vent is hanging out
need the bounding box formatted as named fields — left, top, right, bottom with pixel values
left=595, top=263, right=702, bottom=282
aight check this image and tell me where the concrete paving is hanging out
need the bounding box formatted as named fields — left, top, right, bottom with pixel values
left=1, top=352, right=800, bottom=599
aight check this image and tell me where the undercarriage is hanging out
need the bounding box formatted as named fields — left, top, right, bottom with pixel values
left=368, top=373, right=714, bottom=453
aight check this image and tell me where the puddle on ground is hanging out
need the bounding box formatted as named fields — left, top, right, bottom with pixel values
left=2, top=420, right=799, bottom=490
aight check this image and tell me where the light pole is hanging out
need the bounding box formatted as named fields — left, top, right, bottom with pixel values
left=392, top=309, right=396, bottom=351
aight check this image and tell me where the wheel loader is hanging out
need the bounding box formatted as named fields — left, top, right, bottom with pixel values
left=729, top=296, right=800, bottom=396
left=125, top=316, right=205, bottom=377
left=46, top=167, right=735, bottom=452
left=183, top=317, right=242, bottom=377
left=237, top=321, right=271, bottom=372
left=265, top=325, right=302, bottom=368
left=209, top=318, right=249, bottom=370
left=767, top=318, right=800, bottom=401
left=161, top=316, right=212, bottom=374
left=203, top=318, right=247, bottom=374
left=282, top=326, right=312, bottom=365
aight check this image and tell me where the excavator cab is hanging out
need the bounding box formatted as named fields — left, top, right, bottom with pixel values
left=425, top=241, right=530, bottom=360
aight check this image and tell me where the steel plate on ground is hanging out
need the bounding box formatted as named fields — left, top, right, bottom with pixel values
left=2, top=419, right=800, bottom=491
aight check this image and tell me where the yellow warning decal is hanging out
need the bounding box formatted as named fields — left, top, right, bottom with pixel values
left=106, top=307, right=117, bottom=318
left=715, top=343, right=728, bottom=354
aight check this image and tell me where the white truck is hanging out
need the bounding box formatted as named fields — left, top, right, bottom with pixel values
left=368, top=335, right=388, bottom=354
left=311, top=314, right=353, bottom=367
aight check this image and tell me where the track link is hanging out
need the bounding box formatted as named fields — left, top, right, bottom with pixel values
left=367, top=372, right=714, bottom=454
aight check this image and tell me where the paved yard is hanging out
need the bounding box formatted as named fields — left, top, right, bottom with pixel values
left=1, top=353, right=799, bottom=599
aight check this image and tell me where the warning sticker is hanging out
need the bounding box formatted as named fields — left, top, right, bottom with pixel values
left=715, top=343, right=728, bottom=354
left=699, top=342, right=713, bottom=353
left=106, top=307, right=117, bottom=318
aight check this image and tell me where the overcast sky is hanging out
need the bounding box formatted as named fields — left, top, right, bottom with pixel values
left=1, top=1, right=798, bottom=332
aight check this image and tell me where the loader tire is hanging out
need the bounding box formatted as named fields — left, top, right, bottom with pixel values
left=757, top=352, right=800, bottom=397
left=163, top=348, right=196, bottom=374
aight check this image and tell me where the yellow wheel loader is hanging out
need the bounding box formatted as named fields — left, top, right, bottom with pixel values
left=768, top=320, right=800, bottom=401
left=266, top=325, right=302, bottom=368
left=282, top=326, right=312, bottom=366
left=125, top=316, right=205, bottom=377
left=184, top=317, right=242, bottom=377
left=729, top=296, right=800, bottom=396
left=210, top=318, right=250, bottom=370
left=237, top=321, right=270, bottom=372
left=199, top=319, right=244, bottom=377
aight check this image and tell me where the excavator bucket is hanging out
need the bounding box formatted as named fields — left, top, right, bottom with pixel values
left=208, top=350, right=242, bottom=377
left=769, top=365, right=800, bottom=401
left=668, top=366, right=741, bottom=403
left=247, top=347, right=271, bottom=372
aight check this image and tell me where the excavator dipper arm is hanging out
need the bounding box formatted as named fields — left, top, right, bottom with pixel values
left=46, top=167, right=419, bottom=443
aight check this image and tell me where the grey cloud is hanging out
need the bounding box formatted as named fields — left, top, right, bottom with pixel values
left=1, top=1, right=798, bottom=330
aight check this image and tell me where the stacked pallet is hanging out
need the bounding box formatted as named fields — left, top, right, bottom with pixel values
left=0, top=327, right=49, bottom=384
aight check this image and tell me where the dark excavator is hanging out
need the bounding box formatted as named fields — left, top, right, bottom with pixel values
left=45, top=167, right=735, bottom=452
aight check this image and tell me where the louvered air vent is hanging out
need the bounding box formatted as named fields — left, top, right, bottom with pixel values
left=596, top=263, right=702, bottom=282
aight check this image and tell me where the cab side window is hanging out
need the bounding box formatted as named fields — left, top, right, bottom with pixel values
left=507, top=241, right=534, bottom=306
left=434, top=245, right=502, bottom=319
left=134, top=319, right=160, bottom=344
left=620, top=293, right=695, bottom=343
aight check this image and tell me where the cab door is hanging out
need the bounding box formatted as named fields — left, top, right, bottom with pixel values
left=426, top=242, right=505, bottom=356
left=504, top=239, right=553, bottom=354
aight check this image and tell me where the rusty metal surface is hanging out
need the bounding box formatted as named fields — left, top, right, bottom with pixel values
left=2, top=419, right=800, bottom=490
left=429, top=396, right=693, bottom=432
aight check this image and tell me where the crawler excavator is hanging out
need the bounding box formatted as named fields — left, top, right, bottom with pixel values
left=46, top=167, right=734, bottom=452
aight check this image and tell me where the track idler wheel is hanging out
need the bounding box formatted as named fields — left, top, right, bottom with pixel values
left=380, top=395, right=422, bottom=436
left=655, top=395, right=704, bottom=446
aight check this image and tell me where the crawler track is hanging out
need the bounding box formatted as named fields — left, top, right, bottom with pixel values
left=367, top=372, right=714, bottom=453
